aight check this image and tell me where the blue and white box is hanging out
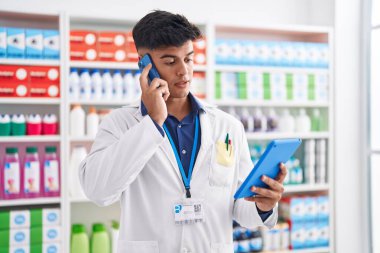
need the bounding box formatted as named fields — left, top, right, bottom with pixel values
left=320, top=43, right=329, bottom=68
left=282, top=42, right=296, bottom=67
left=229, top=40, right=243, bottom=65
left=304, top=197, right=318, bottom=222
left=43, top=30, right=60, bottom=59
left=305, top=222, right=318, bottom=248
left=293, top=42, right=307, bottom=68
left=10, top=210, right=30, bottom=229
left=0, top=27, right=6, bottom=58
left=317, top=220, right=329, bottom=247
left=7, top=28, right=25, bottom=58
left=43, top=243, right=61, bottom=253
left=269, top=42, right=284, bottom=67
left=9, top=245, right=29, bottom=253
left=243, top=41, right=258, bottom=65
left=43, top=226, right=61, bottom=243
left=10, top=228, right=30, bottom=246
left=305, top=43, right=320, bottom=68
left=26, top=29, right=43, bottom=59
left=317, top=196, right=329, bottom=221
left=256, top=41, right=271, bottom=66
left=290, top=223, right=306, bottom=249
left=215, top=39, right=230, bottom=65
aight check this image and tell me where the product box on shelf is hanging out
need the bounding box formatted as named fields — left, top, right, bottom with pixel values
left=0, top=82, right=29, bottom=97
left=0, top=27, right=6, bottom=58
left=279, top=197, right=305, bottom=223
left=317, top=195, right=329, bottom=221
left=70, top=44, right=97, bottom=61
left=193, top=38, right=206, bottom=65
left=125, top=31, right=138, bottom=62
left=0, top=210, right=30, bottom=230
left=98, top=31, right=127, bottom=62
left=31, top=208, right=61, bottom=227
left=98, top=47, right=127, bottom=62
left=294, top=42, right=308, bottom=68
left=43, top=30, right=59, bottom=59
left=70, top=30, right=97, bottom=46
left=29, top=66, right=60, bottom=97
left=316, top=220, right=329, bottom=247
left=0, top=65, right=28, bottom=82
left=304, top=197, right=318, bottom=222
left=0, top=228, right=30, bottom=247
left=30, top=226, right=61, bottom=244
left=0, top=243, right=61, bottom=253
left=190, top=72, right=206, bottom=99
left=215, top=39, right=230, bottom=65
left=282, top=42, right=296, bottom=67
left=26, top=29, right=43, bottom=59
left=6, top=28, right=25, bottom=59
left=256, top=41, right=271, bottom=66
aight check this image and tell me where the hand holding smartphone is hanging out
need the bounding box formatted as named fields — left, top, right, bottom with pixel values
left=138, top=54, right=161, bottom=84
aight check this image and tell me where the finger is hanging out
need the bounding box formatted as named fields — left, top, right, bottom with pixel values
left=140, top=64, right=152, bottom=91
left=251, top=186, right=279, bottom=199
left=262, top=175, right=284, bottom=193
left=149, top=78, right=168, bottom=91
left=275, top=162, right=288, bottom=183
left=156, top=86, right=170, bottom=97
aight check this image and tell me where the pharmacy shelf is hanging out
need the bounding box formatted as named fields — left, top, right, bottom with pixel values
left=69, top=136, right=95, bottom=142
left=0, top=58, right=60, bottom=66
left=0, top=98, right=61, bottom=104
left=246, top=132, right=329, bottom=140
left=0, top=135, right=61, bottom=143
left=69, top=197, right=90, bottom=203
left=265, top=247, right=330, bottom=253
left=214, top=65, right=329, bottom=74
left=0, top=197, right=61, bottom=207
left=68, top=100, right=131, bottom=106
left=284, top=184, right=329, bottom=194
left=214, top=100, right=329, bottom=108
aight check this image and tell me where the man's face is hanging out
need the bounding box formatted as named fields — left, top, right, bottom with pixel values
left=139, top=40, right=194, bottom=99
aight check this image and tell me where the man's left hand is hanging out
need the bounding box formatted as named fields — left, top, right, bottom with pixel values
left=244, top=163, right=287, bottom=212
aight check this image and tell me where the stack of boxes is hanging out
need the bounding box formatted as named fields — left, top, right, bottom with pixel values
left=278, top=195, right=329, bottom=250
left=0, top=208, right=61, bottom=253
left=0, top=65, right=60, bottom=98
left=0, top=27, right=59, bottom=60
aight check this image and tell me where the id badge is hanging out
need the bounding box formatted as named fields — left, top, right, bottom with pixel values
left=173, top=199, right=205, bottom=225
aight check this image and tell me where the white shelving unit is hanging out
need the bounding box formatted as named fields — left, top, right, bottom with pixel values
left=0, top=10, right=334, bottom=253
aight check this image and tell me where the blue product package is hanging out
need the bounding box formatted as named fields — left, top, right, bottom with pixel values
left=269, top=41, right=283, bottom=67
left=290, top=222, right=306, bottom=249
left=256, top=41, right=271, bottom=66
left=304, top=197, right=318, bottom=222
left=283, top=42, right=296, bottom=67
left=317, top=195, right=329, bottom=222
left=230, top=40, right=243, bottom=65
left=320, top=43, right=329, bottom=68
left=26, top=29, right=43, bottom=59
left=43, top=30, right=60, bottom=59
left=306, top=43, right=320, bottom=68
left=294, top=42, right=308, bottom=68
left=305, top=222, right=318, bottom=248
left=0, top=27, right=6, bottom=58
left=317, top=220, right=329, bottom=247
left=7, top=28, right=25, bottom=58
left=214, top=39, right=230, bottom=65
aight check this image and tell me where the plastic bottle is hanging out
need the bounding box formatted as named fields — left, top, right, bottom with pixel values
left=113, top=70, right=124, bottom=100
left=71, top=224, right=90, bottom=253
left=311, top=108, right=321, bottom=132
left=102, top=70, right=113, bottom=100
left=228, top=107, right=241, bottom=121
left=86, top=107, right=99, bottom=137
left=91, top=223, right=111, bottom=253
left=2, top=147, right=21, bottom=199
left=133, top=70, right=142, bottom=98
left=111, top=221, right=120, bottom=253
left=91, top=69, right=103, bottom=100
left=10, top=114, right=26, bottom=136
left=69, top=146, right=87, bottom=199
left=42, top=114, right=58, bottom=135
left=295, top=109, right=311, bottom=132
left=252, top=108, right=267, bottom=132
left=0, top=114, right=11, bottom=136
left=26, top=114, right=42, bottom=135
left=69, top=68, right=80, bottom=100
left=123, top=70, right=135, bottom=100
left=23, top=146, right=41, bottom=198
left=240, top=108, right=254, bottom=132
left=266, top=109, right=278, bottom=132
left=43, top=146, right=60, bottom=197
left=70, top=105, right=85, bottom=137
left=278, top=109, right=295, bottom=133
left=80, top=69, right=92, bottom=100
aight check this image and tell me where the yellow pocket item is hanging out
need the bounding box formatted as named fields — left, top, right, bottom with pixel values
left=215, top=140, right=234, bottom=167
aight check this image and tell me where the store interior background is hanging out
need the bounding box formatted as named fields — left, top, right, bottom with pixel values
left=0, top=0, right=369, bottom=252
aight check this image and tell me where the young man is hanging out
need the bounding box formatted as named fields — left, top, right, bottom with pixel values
left=79, top=10, right=287, bottom=253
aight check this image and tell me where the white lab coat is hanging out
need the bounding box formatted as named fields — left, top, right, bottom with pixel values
left=79, top=98, right=278, bottom=253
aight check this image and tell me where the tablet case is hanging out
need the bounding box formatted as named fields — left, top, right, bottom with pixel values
left=234, top=138, right=302, bottom=199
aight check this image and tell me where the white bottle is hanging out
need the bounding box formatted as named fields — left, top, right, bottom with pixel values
left=69, top=146, right=88, bottom=199
left=278, top=109, right=295, bottom=133
left=86, top=106, right=99, bottom=137
left=267, top=108, right=279, bottom=132
left=79, top=69, right=92, bottom=100
left=134, top=70, right=142, bottom=98
left=240, top=108, right=254, bottom=132
left=252, top=108, right=267, bottom=132
left=91, top=69, right=103, bottom=100
left=123, top=70, right=135, bottom=100
left=295, top=109, right=311, bottom=132
left=102, top=70, right=113, bottom=100
left=69, top=68, right=80, bottom=100
left=111, top=221, right=120, bottom=253
left=113, top=70, right=124, bottom=100
left=228, top=107, right=241, bottom=121
left=70, top=104, right=85, bottom=137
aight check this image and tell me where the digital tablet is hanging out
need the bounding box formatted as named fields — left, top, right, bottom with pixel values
left=234, top=138, right=302, bottom=199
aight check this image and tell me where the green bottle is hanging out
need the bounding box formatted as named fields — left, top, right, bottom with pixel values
left=311, top=109, right=321, bottom=132
left=71, top=224, right=89, bottom=253
left=91, top=223, right=110, bottom=253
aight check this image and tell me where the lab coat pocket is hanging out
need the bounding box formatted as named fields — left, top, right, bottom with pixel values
left=209, top=141, right=235, bottom=187
left=211, top=242, right=234, bottom=253
left=118, top=240, right=159, bottom=253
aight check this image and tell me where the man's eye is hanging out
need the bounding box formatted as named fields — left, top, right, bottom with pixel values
left=185, top=58, right=193, bottom=63
left=165, top=61, right=175, bottom=65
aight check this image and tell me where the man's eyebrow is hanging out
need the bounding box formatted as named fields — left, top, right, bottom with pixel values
left=159, top=51, right=194, bottom=59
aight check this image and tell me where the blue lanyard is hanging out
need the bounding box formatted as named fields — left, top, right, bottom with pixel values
left=163, top=115, right=199, bottom=198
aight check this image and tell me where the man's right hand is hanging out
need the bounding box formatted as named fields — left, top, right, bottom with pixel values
left=140, top=63, right=170, bottom=126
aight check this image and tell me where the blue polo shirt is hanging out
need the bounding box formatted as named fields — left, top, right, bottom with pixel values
left=141, top=93, right=273, bottom=221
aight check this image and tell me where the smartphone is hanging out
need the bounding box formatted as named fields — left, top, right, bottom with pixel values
left=138, top=54, right=160, bottom=84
